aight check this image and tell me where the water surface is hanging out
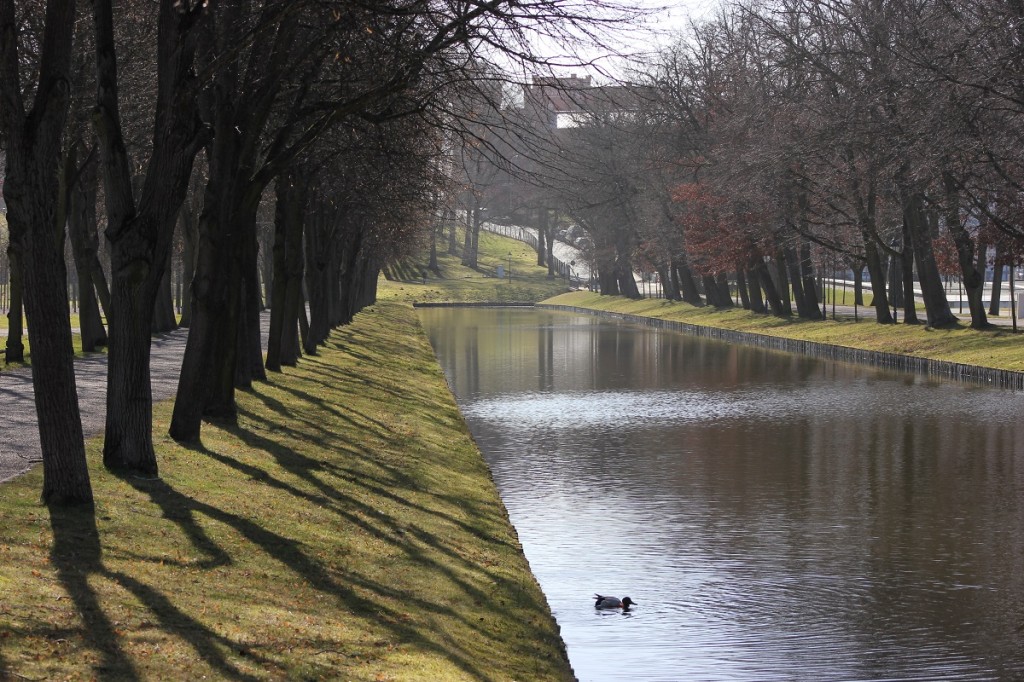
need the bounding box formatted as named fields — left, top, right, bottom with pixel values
left=420, top=307, right=1024, bottom=681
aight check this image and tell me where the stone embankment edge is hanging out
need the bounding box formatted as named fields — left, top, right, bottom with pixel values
left=412, top=301, right=535, bottom=308
left=537, top=303, right=1024, bottom=391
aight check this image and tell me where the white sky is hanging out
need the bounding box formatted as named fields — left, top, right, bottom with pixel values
left=524, top=0, right=723, bottom=83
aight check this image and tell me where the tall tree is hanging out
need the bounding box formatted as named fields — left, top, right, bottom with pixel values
left=0, top=0, right=92, bottom=505
left=92, top=0, right=208, bottom=475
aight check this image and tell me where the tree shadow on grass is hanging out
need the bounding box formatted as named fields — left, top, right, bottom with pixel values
left=125, top=475, right=501, bottom=680
left=199, top=423, right=505, bottom=604
left=232, top=404, right=513, bottom=554
left=48, top=504, right=262, bottom=681
left=48, top=505, right=139, bottom=681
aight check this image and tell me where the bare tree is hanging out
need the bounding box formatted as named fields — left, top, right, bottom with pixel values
left=0, top=0, right=92, bottom=505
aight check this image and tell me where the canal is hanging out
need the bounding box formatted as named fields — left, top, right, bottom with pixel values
left=419, top=307, right=1024, bottom=681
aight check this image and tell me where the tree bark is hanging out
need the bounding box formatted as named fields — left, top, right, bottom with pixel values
left=736, top=268, right=751, bottom=309
left=266, top=168, right=304, bottom=371
left=902, top=188, right=956, bottom=327
left=657, top=265, right=679, bottom=300
left=4, top=247, right=24, bottom=363
left=799, top=240, right=822, bottom=319
left=715, top=272, right=734, bottom=308
left=674, top=259, right=703, bottom=306
left=989, top=243, right=1004, bottom=316
left=774, top=249, right=793, bottom=316
left=942, top=171, right=988, bottom=328
left=701, top=274, right=720, bottom=307
left=67, top=145, right=108, bottom=351
left=0, top=0, right=92, bottom=505
left=864, top=238, right=893, bottom=323
left=745, top=268, right=765, bottom=312
left=151, top=251, right=177, bottom=333
left=756, top=259, right=787, bottom=317
left=94, top=0, right=206, bottom=473
left=784, top=244, right=810, bottom=318
left=898, top=222, right=920, bottom=324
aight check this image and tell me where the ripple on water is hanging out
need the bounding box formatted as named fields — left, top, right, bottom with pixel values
left=422, top=309, right=1024, bottom=682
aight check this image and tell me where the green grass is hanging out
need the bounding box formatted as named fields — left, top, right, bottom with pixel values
left=380, top=230, right=570, bottom=305
left=0, top=301, right=574, bottom=681
left=544, top=291, right=1024, bottom=373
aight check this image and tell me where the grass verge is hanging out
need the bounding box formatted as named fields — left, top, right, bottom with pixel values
left=0, top=301, right=574, bottom=681
left=543, top=291, right=1024, bottom=373
left=379, top=230, right=570, bottom=305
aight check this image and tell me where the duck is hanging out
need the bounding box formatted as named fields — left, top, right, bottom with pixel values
left=594, top=594, right=635, bottom=610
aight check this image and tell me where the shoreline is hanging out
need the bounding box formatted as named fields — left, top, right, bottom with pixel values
left=536, top=298, right=1024, bottom=391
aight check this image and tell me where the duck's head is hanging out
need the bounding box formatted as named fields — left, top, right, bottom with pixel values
left=621, top=597, right=635, bottom=608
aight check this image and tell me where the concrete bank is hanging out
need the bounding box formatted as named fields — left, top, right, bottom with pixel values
left=538, top=303, right=1024, bottom=390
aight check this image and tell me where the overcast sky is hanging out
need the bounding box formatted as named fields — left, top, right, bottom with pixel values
left=525, top=0, right=722, bottom=82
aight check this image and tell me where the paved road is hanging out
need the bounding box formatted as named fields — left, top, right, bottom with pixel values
left=0, top=328, right=190, bottom=484
left=0, top=313, right=271, bottom=485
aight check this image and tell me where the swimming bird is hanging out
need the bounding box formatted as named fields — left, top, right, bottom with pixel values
left=594, top=594, right=635, bottom=609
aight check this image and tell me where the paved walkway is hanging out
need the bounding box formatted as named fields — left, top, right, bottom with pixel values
left=0, top=313, right=271, bottom=485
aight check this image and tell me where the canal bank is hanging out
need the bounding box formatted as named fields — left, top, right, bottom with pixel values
left=541, top=291, right=1024, bottom=389
left=0, top=300, right=575, bottom=681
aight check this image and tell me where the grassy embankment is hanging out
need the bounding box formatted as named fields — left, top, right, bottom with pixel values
left=544, top=290, right=1024, bottom=372
left=381, top=229, right=570, bottom=305
left=0, top=231, right=575, bottom=680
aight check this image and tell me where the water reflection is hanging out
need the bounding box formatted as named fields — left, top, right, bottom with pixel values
left=420, top=307, right=1024, bottom=682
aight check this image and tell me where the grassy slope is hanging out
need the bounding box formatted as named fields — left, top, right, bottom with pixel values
left=0, top=241, right=575, bottom=680
left=381, top=230, right=570, bottom=304
left=544, top=291, right=1024, bottom=372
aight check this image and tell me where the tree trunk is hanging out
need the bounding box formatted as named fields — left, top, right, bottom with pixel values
left=304, top=206, right=331, bottom=353
left=658, top=265, right=679, bottom=300
left=701, top=274, right=721, bottom=307
left=461, top=205, right=480, bottom=269
left=902, top=188, right=956, bottom=327
left=170, top=168, right=244, bottom=441
left=618, top=261, right=641, bottom=299
left=990, top=244, right=1003, bottom=316
left=899, top=223, right=920, bottom=324
left=942, top=172, right=988, bottom=328
left=280, top=192, right=306, bottom=366
left=799, top=240, right=822, bottom=319
left=674, top=259, right=703, bottom=306
left=745, top=268, right=765, bottom=312
left=784, top=245, right=810, bottom=318
left=715, top=272, right=734, bottom=308
left=427, top=215, right=439, bottom=273
left=95, top=0, right=205, bottom=473
left=447, top=209, right=458, bottom=256
left=151, top=251, right=177, bottom=333
left=736, top=268, right=751, bottom=309
left=266, top=169, right=304, bottom=371
left=864, top=240, right=888, bottom=323
left=67, top=145, right=108, bottom=352
left=0, top=0, right=91, bottom=504
left=774, top=249, right=793, bottom=316
left=536, top=208, right=547, bottom=267
left=4, top=248, right=25, bottom=363
left=756, top=259, right=787, bottom=317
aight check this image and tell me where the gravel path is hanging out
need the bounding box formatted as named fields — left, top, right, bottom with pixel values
left=0, top=313, right=270, bottom=485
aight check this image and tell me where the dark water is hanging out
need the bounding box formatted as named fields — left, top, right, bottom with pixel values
left=419, top=307, right=1024, bottom=682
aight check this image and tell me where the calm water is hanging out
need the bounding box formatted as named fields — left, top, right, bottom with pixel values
left=419, top=307, right=1024, bottom=682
